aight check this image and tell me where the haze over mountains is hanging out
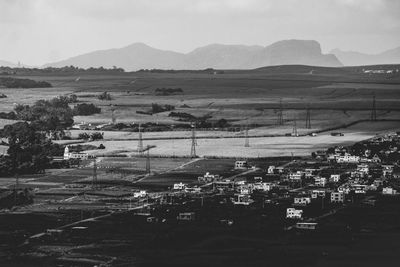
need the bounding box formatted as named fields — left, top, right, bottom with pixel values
left=2, top=39, right=399, bottom=70
left=43, top=40, right=342, bottom=71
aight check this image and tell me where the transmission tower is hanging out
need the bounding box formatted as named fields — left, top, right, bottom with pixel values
left=145, top=146, right=151, bottom=174
left=190, top=125, right=197, bottom=158
left=244, top=124, right=250, bottom=147
left=370, top=94, right=377, bottom=121
left=305, top=105, right=311, bottom=129
left=111, top=106, right=116, bottom=124
left=277, top=99, right=284, bottom=125
left=92, top=158, right=98, bottom=190
left=292, top=116, right=298, bottom=136
left=138, top=124, right=144, bottom=155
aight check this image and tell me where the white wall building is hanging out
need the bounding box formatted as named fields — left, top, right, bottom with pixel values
left=267, top=166, right=276, bottom=174
left=330, top=174, right=340, bottom=183
left=286, top=208, right=303, bottom=219
left=382, top=187, right=397, bottom=195
left=63, top=145, right=89, bottom=160
left=336, top=154, right=360, bottom=163
left=314, top=177, right=327, bottom=187
left=235, top=161, right=248, bottom=170
left=173, top=182, right=187, bottom=190
left=294, top=197, right=311, bottom=206
left=330, top=192, right=344, bottom=203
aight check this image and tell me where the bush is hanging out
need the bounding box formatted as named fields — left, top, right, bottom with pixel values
left=98, top=92, right=112, bottom=101
left=78, top=132, right=90, bottom=140
left=151, top=103, right=175, bottom=114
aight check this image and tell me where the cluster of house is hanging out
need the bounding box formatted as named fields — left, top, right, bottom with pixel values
left=148, top=133, right=400, bottom=229
left=362, top=69, right=398, bottom=74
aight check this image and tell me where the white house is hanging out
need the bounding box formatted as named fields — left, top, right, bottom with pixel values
left=173, top=182, right=187, bottom=190
left=286, top=208, right=303, bottom=219
left=382, top=165, right=394, bottom=178
left=63, top=146, right=89, bottom=160
left=311, top=190, right=326, bottom=199
left=234, top=161, right=248, bottom=170
left=198, top=172, right=221, bottom=183
left=330, top=192, right=344, bottom=203
left=314, top=177, right=327, bottom=187
left=336, top=154, right=360, bottom=163
left=133, top=190, right=147, bottom=198
left=330, top=174, right=340, bottom=183
left=233, top=194, right=254, bottom=205
left=177, top=212, right=196, bottom=221
left=267, top=166, right=276, bottom=174
left=294, top=197, right=311, bottom=206
left=253, top=182, right=275, bottom=192
left=296, top=222, right=318, bottom=230
left=289, top=171, right=304, bottom=181
left=382, top=187, right=397, bottom=195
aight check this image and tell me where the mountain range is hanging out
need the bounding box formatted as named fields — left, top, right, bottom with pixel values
left=331, top=47, right=400, bottom=66
left=43, top=40, right=342, bottom=71
left=1, top=39, right=399, bottom=70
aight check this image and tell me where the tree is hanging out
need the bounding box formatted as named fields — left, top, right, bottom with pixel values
left=78, top=132, right=90, bottom=140
left=91, top=132, right=104, bottom=140
left=0, top=122, right=54, bottom=175
left=73, top=103, right=101, bottom=116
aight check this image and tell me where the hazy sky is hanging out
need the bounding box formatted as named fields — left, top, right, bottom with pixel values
left=1, top=0, right=399, bottom=66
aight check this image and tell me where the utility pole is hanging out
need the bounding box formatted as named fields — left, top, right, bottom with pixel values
left=370, top=94, right=377, bottom=121
left=14, top=173, right=19, bottom=205
left=305, top=105, right=311, bottom=129
left=138, top=123, right=144, bottom=156
left=244, top=124, right=250, bottom=147
left=111, top=105, right=116, bottom=124
left=145, top=146, right=151, bottom=174
left=190, top=125, right=197, bottom=158
left=292, top=116, right=298, bottom=136
left=92, top=158, right=97, bottom=190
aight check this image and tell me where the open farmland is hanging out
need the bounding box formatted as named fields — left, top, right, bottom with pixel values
left=0, top=66, right=399, bottom=129
left=79, top=121, right=400, bottom=158
left=1, top=66, right=400, bottom=160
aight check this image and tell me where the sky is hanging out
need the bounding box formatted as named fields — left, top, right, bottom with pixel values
left=1, top=0, right=399, bottom=66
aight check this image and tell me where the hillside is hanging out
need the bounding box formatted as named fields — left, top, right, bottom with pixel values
left=44, top=40, right=342, bottom=71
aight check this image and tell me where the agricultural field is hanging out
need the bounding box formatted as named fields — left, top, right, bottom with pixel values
left=1, top=66, right=400, bottom=159
left=78, top=120, right=400, bottom=158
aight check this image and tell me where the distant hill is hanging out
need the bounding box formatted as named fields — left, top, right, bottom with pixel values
left=0, top=60, right=18, bottom=68
left=331, top=47, right=400, bottom=66
left=44, top=40, right=342, bottom=71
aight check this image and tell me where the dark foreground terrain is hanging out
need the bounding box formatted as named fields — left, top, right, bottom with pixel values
left=1, top=194, right=400, bottom=267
